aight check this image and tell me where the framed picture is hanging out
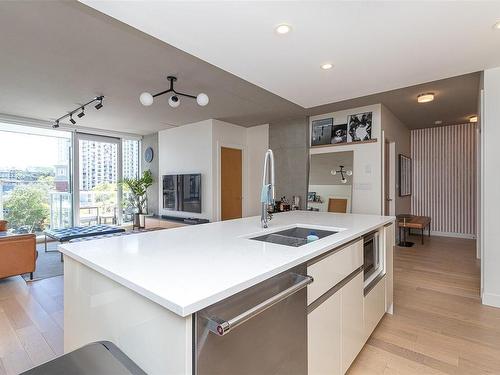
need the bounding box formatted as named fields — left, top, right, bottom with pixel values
left=347, top=112, right=372, bottom=142
left=399, top=154, right=412, bottom=196
left=331, top=124, right=347, bottom=144
left=311, top=118, right=333, bottom=146
left=307, top=191, right=316, bottom=202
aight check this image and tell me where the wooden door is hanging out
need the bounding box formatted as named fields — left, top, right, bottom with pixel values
left=221, top=147, right=242, bottom=220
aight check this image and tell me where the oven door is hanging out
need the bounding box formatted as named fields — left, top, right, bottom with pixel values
left=363, top=232, right=381, bottom=287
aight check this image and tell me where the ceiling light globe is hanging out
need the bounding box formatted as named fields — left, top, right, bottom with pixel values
left=346, top=170, right=353, bottom=176
left=196, top=93, right=209, bottom=107
left=331, top=170, right=337, bottom=176
left=341, top=178, right=347, bottom=184
left=168, top=95, right=180, bottom=108
left=275, top=24, right=291, bottom=34
left=417, top=93, right=434, bottom=103
left=140, top=92, right=154, bottom=106
left=321, top=63, right=333, bottom=70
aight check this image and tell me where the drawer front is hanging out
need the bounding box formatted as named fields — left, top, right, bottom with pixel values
left=363, top=276, right=386, bottom=342
left=307, top=239, right=363, bottom=305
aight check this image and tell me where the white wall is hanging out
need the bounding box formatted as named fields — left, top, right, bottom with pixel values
left=309, top=104, right=382, bottom=215
left=481, top=67, right=500, bottom=308
left=158, top=120, right=213, bottom=220
left=158, top=119, right=268, bottom=222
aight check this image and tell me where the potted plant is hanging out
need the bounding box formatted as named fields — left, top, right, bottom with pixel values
left=121, top=170, right=153, bottom=228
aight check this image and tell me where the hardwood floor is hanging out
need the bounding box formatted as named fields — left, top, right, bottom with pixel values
left=0, top=235, right=498, bottom=374
left=0, top=275, right=63, bottom=374
left=349, top=235, right=500, bottom=375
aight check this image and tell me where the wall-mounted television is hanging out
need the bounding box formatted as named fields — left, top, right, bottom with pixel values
left=163, top=174, right=201, bottom=213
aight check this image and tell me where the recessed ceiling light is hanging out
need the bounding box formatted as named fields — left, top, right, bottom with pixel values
left=493, top=21, right=500, bottom=30
left=321, top=63, right=333, bottom=70
left=434, top=120, right=442, bottom=125
left=275, top=24, right=291, bottom=34
left=417, top=93, right=434, bottom=103
left=469, top=115, right=478, bottom=123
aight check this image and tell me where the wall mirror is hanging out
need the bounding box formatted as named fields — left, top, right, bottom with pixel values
left=308, top=151, right=354, bottom=213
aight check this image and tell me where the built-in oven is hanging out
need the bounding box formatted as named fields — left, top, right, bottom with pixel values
left=363, top=231, right=383, bottom=290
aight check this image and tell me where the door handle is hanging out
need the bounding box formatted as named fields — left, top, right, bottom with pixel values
left=205, top=273, right=313, bottom=336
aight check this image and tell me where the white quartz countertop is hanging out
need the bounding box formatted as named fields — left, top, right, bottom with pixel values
left=60, top=211, right=394, bottom=317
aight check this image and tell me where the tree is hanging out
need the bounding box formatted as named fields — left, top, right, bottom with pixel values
left=4, top=184, right=50, bottom=233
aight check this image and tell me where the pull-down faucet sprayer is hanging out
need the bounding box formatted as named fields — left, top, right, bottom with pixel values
left=261, top=149, right=275, bottom=228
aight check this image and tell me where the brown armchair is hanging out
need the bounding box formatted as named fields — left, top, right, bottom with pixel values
left=0, top=233, right=37, bottom=280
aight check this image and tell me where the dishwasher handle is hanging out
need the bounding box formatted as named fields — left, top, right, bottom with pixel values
left=205, top=273, right=313, bottom=336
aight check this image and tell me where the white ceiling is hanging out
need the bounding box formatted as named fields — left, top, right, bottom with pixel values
left=81, top=1, right=500, bottom=108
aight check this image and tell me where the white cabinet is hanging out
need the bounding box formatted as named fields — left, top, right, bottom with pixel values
left=363, top=276, right=386, bottom=342
left=307, top=239, right=363, bottom=305
left=308, top=272, right=364, bottom=375
left=341, top=272, right=364, bottom=374
left=384, top=223, right=395, bottom=314
left=308, top=292, right=341, bottom=375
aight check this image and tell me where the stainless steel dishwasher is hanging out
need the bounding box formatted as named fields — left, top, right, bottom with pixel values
left=194, top=265, right=312, bottom=375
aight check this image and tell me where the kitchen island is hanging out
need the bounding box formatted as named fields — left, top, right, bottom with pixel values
left=60, top=211, right=394, bottom=374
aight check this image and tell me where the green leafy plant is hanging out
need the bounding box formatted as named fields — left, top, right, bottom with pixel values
left=121, top=170, right=153, bottom=215
left=4, top=184, right=50, bottom=233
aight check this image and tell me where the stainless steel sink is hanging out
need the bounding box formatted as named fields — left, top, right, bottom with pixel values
left=250, top=227, right=337, bottom=247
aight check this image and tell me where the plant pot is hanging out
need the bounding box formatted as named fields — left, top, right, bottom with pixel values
left=0, top=220, right=7, bottom=231
left=133, top=213, right=141, bottom=228
left=139, top=214, right=146, bottom=229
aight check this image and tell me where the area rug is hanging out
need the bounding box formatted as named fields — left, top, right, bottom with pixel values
left=22, top=241, right=63, bottom=282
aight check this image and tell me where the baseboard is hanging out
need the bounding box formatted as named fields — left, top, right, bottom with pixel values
left=429, top=231, right=476, bottom=239
left=482, top=292, right=500, bottom=308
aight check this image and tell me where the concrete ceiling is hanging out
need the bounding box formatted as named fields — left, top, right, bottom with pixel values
left=0, top=1, right=303, bottom=135
left=308, top=72, right=481, bottom=129
left=81, top=1, right=500, bottom=108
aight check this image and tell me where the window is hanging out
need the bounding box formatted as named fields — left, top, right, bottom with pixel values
left=0, top=123, right=72, bottom=234
left=122, top=139, right=140, bottom=223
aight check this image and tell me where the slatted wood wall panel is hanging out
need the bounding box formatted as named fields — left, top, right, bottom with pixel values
left=411, top=124, right=476, bottom=236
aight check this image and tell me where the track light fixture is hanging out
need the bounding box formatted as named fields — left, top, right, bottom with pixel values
left=140, top=76, right=209, bottom=108
left=52, top=96, right=104, bottom=128
left=95, top=98, right=103, bottom=110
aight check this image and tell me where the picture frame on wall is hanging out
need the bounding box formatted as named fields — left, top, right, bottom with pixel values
left=311, top=118, right=333, bottom=146
left=347, top=112, right=372, bottom=142
left=331, top=124, right=348, bottom=144
left=399, top=154, right=412, bottom=196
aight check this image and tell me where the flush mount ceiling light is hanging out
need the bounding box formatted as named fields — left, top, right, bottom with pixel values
left=331, top=165, right=352, bottom=184
left=52, top=96, right=104, bottom=128
left=469, top=115, right=478, bottom=123
left=321, top=63, right=333, bottom=70
left=493, top=21, right=500, bottom=30
left=140, top=76, right=209, bottom=108
left=434, top=120, right=442, bottom=125
left=417, top=93, right=434, bottom=103
left=275, top=24, right=291, bottom=34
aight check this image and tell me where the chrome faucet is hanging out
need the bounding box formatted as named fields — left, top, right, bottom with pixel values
left=261, top=149, right=275, bottom=228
